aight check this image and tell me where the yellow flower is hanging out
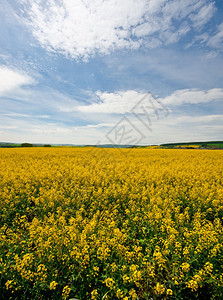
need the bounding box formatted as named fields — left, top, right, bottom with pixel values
left=62, top=285, right=71, bottom=299
left=116, top=289, right=124, bottom=298
left=154, top=283, right=165, bottom=295
left=5, top=280, right=13, bottom=290
left=204, top=262, right=213, bottom=275
left=103, top=277, right=115, bottom=289
left=91, top=289, right=98, bottom=299
left=50, top=281, right=58, bottom=290
left=166, top=289, right=173, bottom=295
left=93, top=266, right=99, bottom=272
left=123, top=274, right=130, bottom=283
left=181, top=262, right=190, bottom=272
left=129, top=288, right=138, bottom=299
left=186, top=280, right=199, bottom=291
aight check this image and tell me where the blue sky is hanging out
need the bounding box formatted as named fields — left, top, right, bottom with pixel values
left=0, top=0, right=223, bottom=145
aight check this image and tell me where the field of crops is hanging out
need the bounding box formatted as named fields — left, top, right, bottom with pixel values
left=0, top=148, right=223, bottom=299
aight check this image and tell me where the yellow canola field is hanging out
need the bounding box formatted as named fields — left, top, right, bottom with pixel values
left=0, top=147, right=223, bottom=299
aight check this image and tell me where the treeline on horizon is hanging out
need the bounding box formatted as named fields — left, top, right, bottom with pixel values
left=160, top=141, right=223, bottom=146
left=0, top=143, right=51, bottom=148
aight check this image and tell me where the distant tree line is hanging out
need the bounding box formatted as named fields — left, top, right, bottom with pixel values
left=20, top=143, right=51, bottom=147
left=21, top=143, right=33, bottom=147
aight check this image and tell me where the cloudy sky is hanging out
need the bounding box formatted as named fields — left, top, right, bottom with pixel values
left=0, top=0, right=223, bottom=145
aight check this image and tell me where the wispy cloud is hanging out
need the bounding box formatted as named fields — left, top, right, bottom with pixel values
left=189, top=2, right=216, bottom=29
left=207, top=22, right=223, bottom=49
left=21, top=0, right=218, bottom=60
left=0, top=112, right=50, bottom=119
left=186, top=21, right=223, bottom=51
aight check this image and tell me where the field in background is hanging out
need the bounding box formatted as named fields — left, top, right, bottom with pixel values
left=0, top=148, right=223, bottom=299
left=159, top=141, right=223, bottom=149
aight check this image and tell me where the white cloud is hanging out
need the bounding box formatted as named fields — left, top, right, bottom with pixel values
left=0, top=66, right=34, bottom=95
left=77, top=90, right=159, bottom=114
left=163, top=88, right=223, bottom=106
left=77, top=88, right=223, bottom=115
left=22, top=0, right=216, bottom=60
left=1, top=85, right=223, bottom=144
